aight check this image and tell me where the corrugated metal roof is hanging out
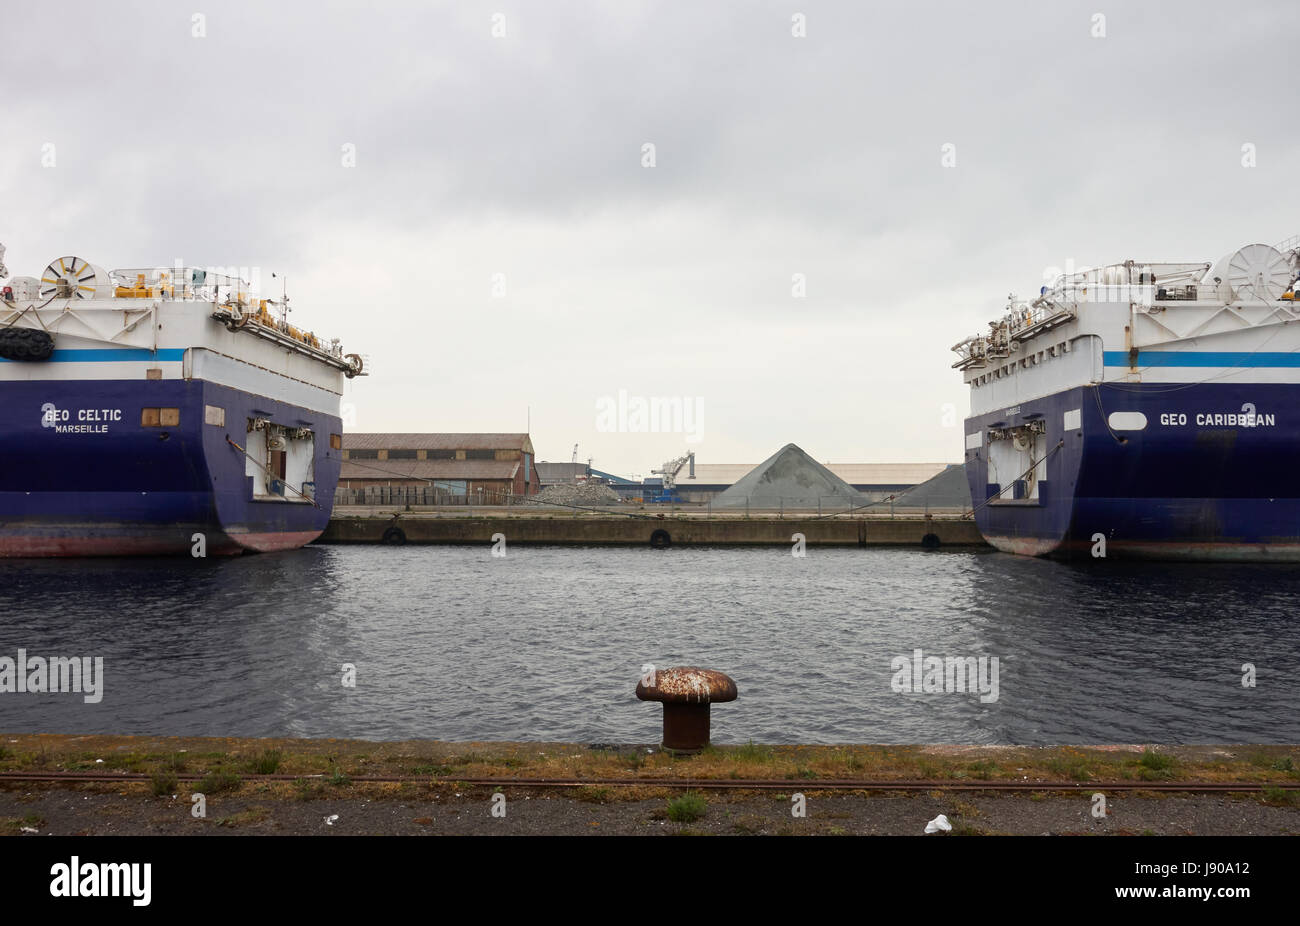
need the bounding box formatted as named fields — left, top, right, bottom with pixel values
left=342, top=433, right=534, bottom=452
left=339, top=460, right=520, bottom=481
left=535, top=462, right=589, bottom=484
left=674, top=462, right=950, bottom=487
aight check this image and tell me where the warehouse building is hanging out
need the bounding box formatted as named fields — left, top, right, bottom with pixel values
left=337, top=433, right=538, bottom=504
left=535, top=461, right=590, bottom=486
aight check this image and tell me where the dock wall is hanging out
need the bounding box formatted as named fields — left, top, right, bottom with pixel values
left=319, top=513, right=987, bottom=548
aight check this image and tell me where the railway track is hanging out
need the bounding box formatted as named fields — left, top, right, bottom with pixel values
left=1, top=771, right=1296, bottom=792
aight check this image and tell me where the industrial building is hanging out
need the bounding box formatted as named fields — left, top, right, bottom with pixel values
left=535, top=461, right=590, bottom=486
left=337, top=433, right=538, bottom=503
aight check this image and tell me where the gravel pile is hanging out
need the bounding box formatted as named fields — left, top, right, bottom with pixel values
left=890, top=463, right=971, bottom=510
left=713, top=443, right=869, bottom=509
left=531, top=482, right=624, bottom=506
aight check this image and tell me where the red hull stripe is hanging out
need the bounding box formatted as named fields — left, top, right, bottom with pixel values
left=0, top=530, right=321, bottom=558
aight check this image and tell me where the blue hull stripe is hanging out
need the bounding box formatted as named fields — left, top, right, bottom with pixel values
left=0, top=348, right=187, bottom=363
left=1103, top=350, right=1300, bottom=368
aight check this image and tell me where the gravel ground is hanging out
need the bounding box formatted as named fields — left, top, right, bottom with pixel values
left=3, top=787, right=1297, bottom=836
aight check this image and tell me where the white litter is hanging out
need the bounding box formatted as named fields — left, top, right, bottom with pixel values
left=324, top=815, right=339, bottom=826
left=924, top=814, right=952, bottom=834
left=20, top=826, right=38, bottom=834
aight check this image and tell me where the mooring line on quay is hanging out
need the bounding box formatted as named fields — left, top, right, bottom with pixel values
left=1, top=772, right=1296, bottom=792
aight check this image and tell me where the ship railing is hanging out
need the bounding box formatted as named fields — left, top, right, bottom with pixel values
left=951, top=335, right=990, bottom=369
left=1002, top=296, right=1078, bottom=341
left=110, top=267, right=255, bottom=302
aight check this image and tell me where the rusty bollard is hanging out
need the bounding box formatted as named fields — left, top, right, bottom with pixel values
left=636, top=667, right=738, bottom=754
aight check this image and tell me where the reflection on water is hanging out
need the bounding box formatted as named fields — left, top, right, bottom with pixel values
left=0, top=545, right=1296, bottom=743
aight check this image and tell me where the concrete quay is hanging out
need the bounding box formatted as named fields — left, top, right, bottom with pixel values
left=319, top=507, right=987, bottom=548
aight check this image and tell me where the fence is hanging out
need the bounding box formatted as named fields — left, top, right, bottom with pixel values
left=333, top=487, right=967, bottom=517
left=334, top=486, right=529, bottom=507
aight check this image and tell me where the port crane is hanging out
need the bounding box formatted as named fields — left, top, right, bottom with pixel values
left=643, top=451, right=695, bottom=502
left=652, top=451, right=696, bottom=490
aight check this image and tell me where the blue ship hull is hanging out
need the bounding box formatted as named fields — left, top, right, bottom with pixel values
left=963, top=382, right=1300, bottom=560
left=0, top=378, right=341, bottom=556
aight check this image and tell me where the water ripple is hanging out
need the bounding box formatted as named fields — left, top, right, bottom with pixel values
left=0, top=546, right=1296, bottom=743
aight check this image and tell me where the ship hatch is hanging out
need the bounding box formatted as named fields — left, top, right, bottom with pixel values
left=245, top=418, right=315, bottom=502
left=987, top=421, right=1047, bottom=501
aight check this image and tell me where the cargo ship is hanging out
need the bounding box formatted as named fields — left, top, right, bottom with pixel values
left=952, top=236, right=1300, bottom=560
left=0, top=245, right=362, bottom=556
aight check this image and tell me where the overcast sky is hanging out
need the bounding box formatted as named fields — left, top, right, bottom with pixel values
left=4, top=0, right=1296, bottom=476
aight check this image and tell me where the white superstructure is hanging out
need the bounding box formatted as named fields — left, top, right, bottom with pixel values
left=952, top=238, right=1300, bottom=418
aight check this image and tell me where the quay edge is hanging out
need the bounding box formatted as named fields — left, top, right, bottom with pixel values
left=317, top=513, right=987, bottom=547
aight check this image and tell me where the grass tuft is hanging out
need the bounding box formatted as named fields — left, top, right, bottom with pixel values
left=248, top=750, right=282, bottom=775
left=732, top=740, right=774, bottom=764
left=150, top=770, right=179, bottom=797
left=666, top=791, right=707, bottom=823
left=1046, top=756, right=1093, bottom=782
left=1136, top=748, right=1176, bottom=780
left=1260, top=785, right=1295, bottom=807
left=197, top=770, right=242, bottom=794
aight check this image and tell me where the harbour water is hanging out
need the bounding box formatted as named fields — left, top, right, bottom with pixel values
left=1, top=546, right=1296, bottom=744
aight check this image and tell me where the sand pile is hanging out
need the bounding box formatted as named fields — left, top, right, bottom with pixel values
left=712, top=444, right=869, bottom=509
left=889, top=464, right=970, bottom=510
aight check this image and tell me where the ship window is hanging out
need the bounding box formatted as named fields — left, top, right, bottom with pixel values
left=204, top=405, right=225, bottom=427
left=141, top=408, right=160, bottom=427
left=347, top=449, right=379, bottom=460
left=465, top=450, right=496, bottom=460
left=330, top=433, right=342, bottom=449
left=387, top=449, right=418, bottom=460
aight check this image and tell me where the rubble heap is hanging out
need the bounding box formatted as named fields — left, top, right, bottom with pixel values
left=531, top=482, right=624, bottom=506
